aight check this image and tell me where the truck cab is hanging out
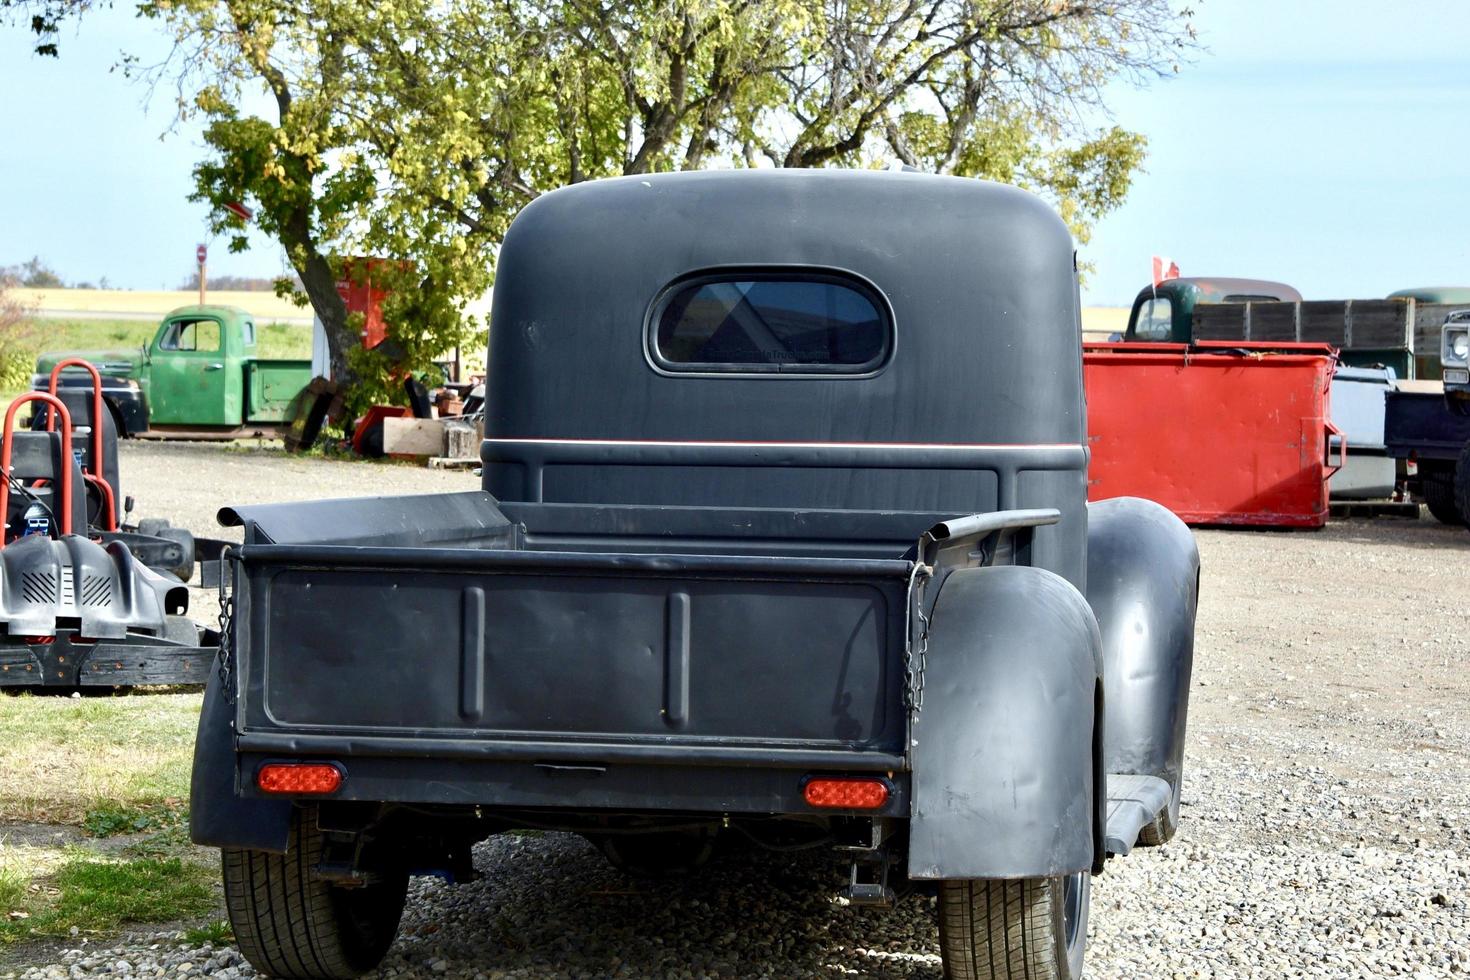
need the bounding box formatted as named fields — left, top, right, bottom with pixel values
left=1123, top=276, right=1302, bottom=342
left=33, top=306, right=310, bottom=436
left=192, top=170, right=1200, bottom=980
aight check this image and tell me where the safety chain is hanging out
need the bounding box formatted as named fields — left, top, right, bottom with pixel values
left=904, top=563, right=933, bottom=712
left=216, top=554, right=236, bottom=704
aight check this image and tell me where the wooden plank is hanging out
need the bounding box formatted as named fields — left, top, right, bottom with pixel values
left=1298, top=301, right=1350, bottom=346
left=1413, top=302, right=1467, bottom=355
left=444, top=419, right=483, bottom=459
left=382, top=417, right=447, bottom=457
left=1191, top=304, right=1250, bottom=340
left=1245, top=301, right=1298, bottom=341
left=1343, top=299, right=1411, bottom=350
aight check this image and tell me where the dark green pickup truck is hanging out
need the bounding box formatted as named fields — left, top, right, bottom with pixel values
left=33, top=306, right=312, bottom=437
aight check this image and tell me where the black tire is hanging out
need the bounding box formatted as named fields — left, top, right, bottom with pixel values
left=593, top=828, right=717, bottom=878
left=222, top=806, right=408, bottom=980
left=937, top=873, right=1090, bottom=980
left=1426, top=465, right=1463, bottom=525
left=1454, top=445, right=1470, bottom=529
left=1137, top=774, right=1181, bottom=847
left=1137, top=805, right=1177, bottom=847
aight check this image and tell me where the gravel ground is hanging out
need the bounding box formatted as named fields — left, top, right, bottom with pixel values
left=7, top=442, right=1470, bottom=978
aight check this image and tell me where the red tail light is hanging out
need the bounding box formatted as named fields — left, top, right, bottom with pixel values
left=802, top=777, right=890, bottom=810
left=257, top=763, right=343, bottom=795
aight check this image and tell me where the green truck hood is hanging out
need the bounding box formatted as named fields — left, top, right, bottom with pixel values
left=34, top=349, right=145, bottom=378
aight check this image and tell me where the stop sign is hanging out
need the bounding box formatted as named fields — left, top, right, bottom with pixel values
left=196, top=244, right=207, bottom=264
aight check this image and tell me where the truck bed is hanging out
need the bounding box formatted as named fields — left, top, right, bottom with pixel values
left=243, top=359, right=312, bottom=422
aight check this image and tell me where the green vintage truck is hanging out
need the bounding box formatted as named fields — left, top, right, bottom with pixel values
left=33, top=306, right=312, bottom=437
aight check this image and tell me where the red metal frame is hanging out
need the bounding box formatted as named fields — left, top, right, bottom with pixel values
left=47, top=359, right=118, bottom=531
left=0, top=393, right=74, bottom=545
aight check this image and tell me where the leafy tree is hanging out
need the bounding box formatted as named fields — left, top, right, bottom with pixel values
left=1, top=0, right=100, bottom=55
left=2, top=256, right=65, bottom=288
left=25, top=0, right=1195, bottom=412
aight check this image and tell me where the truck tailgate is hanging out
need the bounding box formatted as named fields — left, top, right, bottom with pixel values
left=233, top=546, right=909, bottom=755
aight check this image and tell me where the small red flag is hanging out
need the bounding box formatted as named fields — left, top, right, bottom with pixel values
left=223, top=201, right=254, bottom=222
left=1151, top=255, right=1180, bottom=287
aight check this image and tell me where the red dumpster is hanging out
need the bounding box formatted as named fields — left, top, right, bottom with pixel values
left=1083, top=342, right=1341, bottom=528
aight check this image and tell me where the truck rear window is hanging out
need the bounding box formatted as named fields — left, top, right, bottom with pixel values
left=650, top=274, right=890, bottom=374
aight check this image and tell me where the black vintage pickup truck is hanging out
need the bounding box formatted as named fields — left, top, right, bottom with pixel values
left=191, top=170, right=1199, bottom=979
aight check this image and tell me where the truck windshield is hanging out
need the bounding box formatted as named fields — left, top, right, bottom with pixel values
left=158, top=319, right=221, bottom=352
left=1135, top=298, right=1172, bottom=340
left=652, top=275, right=889, bottom=373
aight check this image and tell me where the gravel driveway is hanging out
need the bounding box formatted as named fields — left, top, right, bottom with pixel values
left=10, top=442, right=1470, bottom=978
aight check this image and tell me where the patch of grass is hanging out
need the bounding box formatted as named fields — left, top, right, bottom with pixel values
left=0, top=692, right=200, bottom=825
left=0, top=853, right=216, bottom=943
left=182, top=919, right=233, bottom=947
left=121, top=821, right=194, bottom=861
left=23, top=316, right=311, bottom=361
left=83, top=803, right=159, bottom=838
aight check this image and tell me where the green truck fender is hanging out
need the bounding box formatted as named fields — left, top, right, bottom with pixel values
left=906, top=564, right=1103, bottom=880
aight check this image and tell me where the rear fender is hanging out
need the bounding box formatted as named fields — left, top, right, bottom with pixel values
left=1086, top=496, right=1199, bottom=826
left=189, top=658, right=293, bottom=853
left=907, top=564, right=1102, bottom=880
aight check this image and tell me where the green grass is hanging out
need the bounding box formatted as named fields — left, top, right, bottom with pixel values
left=25, top=316, right=312, bottom=361
left=0, top=852, right=215, bottom=943
left=0, top=692, right=200, bottom=825
left=182, top=919, right=234, bottom=947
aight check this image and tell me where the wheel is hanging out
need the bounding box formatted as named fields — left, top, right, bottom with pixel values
left=1137, top=803, right=1177, bottom=846
left=1454, top=445, right=1470, bottom=528
left=222, top=805, right=408, bottom=979
left=1137, top=774, right=1181, bottom=847
left=1425, top=465, right=1463, bottom=525
left=937, top=873, right=1090, bottom=980
left=592, top=828, right=717, bottom=878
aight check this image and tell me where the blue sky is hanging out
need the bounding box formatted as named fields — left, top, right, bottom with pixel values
left=4, top=1, right=1469, bottom=304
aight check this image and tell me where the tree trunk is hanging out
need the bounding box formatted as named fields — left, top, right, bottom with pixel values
left=295, top=251, right=356, bottom=388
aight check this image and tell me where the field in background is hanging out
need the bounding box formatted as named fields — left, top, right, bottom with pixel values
left=20, top=289, right=1127, bottom=342
left=1081, top=306, right=1128, bottom=338
left=26, top=317, right=312, bottom=362
left=17, top=288, right=312, bottom=324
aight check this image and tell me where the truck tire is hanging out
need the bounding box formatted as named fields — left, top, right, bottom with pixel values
left=1428, top=464, right=1464, bottom=525
left=222, top=805, right=408, bottom=980
left=1137, top=804, right=1177, bottom=847
left=1454, top=446, right=1470, bottom=527
left=937, top=873, right=1089, bottom=980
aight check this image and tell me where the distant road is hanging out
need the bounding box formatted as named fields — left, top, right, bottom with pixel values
left=30, top=307, right=313, bottom=326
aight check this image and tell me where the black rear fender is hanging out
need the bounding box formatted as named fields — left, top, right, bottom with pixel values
left=1086, top=496, right=1199, bottom=827
left=907, top=564, right=1102, bottom=880
left=189, top=659, right=293, bottom=853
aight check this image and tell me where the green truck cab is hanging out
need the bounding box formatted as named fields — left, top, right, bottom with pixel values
left=33, top=306, right=312, bottom=437
left=1122, top=277, right=1303, bottom=342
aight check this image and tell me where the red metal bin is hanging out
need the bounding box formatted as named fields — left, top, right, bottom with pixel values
left=1083, top=342, right=1341, bottom=528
